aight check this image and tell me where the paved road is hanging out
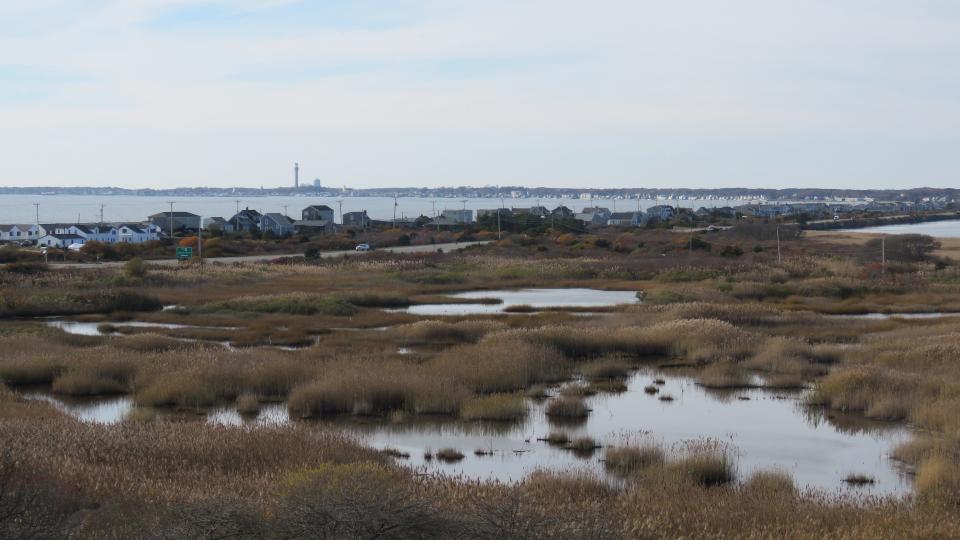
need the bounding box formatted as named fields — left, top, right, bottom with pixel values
left=51, top=241, right=491, bottom=269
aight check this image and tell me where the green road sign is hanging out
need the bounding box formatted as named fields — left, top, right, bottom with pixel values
left=176, top=247, right=193, bottom=260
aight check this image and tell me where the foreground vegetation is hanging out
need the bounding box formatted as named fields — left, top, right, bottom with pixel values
left=3, top=226, right=960, bottom=537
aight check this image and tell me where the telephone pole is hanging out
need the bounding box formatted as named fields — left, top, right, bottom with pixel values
left=166, top=201, right=175, bottom=239
left=392, top=194, right=398, bottom=228
left=336, top=200, right=343, bottom=225
left=881, top=236, right=886, bottom=272
left=99, top=204, right=105, bottom=225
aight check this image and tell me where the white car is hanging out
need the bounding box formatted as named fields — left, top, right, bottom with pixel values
left=354, top=243, right=372, bottom=252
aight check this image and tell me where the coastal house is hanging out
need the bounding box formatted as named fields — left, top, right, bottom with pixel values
left=202, top=217, right=231, bottom=232
left=117, top=224, right=157, bottom=243
left=607, top=212, right=643, bottom=227
left=148, top=212, right=201, bottom=233
left=0, top=225, right=27, bottom=242
left=441, top=209, right=473, bottom=224
left=342, top=211, right=370, bottom=229
left=229, top=209, right=262, bottom=232
left=261, top=213, right=295, bottom=236
left=644, top=205, right=676, bottom=223
left=302, top=205, right=335, bottom=222
left=575, top=207, right=611, bottom=225
left=551, top=206, right=575, bottom=219
left=37, top=233, right=86, bottom=248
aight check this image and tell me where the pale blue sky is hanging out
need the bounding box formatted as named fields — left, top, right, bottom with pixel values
left=1, top=0, right=958, bottom=189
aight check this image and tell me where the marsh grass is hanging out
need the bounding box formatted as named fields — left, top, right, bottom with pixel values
left=742, top=469, right=796, bottom=495
left=566, top=436, right=601, bottom=457
left=604, top=443, right=666, bottom=475
left=203, top=293, right=359, bottom=316
left=696, top=362, right=753, bottom=389
left=580, top=357, right=632, bottom=380
left=235, top=393, right=260, bottom=415
left=543, top=432, right=570, bottom=446
left=842, top=474, right=876, bottom=486
left=667, top=440, right=737, bottom=487
left=588, top=379, right=628, bottom=393
left=460, top=394, right=527, bottom=421
left=545, top=396, right=589, bottom=418
left=435, top=448, right=465, bottom=462
left=392, top=320, right=507, bottom=344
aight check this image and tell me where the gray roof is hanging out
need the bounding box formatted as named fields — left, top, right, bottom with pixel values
left=263, top=213, right=293, bottom=224
left=609, top=212, right=638, bottom=220
left=149, top=211, right=200, bottom=218
left=42, top=233, right=85, bottom=240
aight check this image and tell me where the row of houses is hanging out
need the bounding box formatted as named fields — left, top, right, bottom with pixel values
left=146, top=206, right=374, bottom=236
left=475, top=205, right=678, bottom=227
left=728, top=200, right=948, bottom=219
left=0, top=223, right=162, bottom=248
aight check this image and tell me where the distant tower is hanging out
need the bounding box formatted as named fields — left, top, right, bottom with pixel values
left=294, top=162, right=299, bottom=188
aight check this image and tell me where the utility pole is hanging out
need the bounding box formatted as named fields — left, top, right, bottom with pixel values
left=166, top=201, right=175, bottom=240
left=33, top=203, right=40, bottom=241
left=336, top=200, right=343, bottom=225
left=881, top=236, right=886, bottom=272
left=498, top=196, right=505, bottom=240
left=431, top=201, right=439, bottom=232
left=198, top=215, right=203, bottom=274
left=393, top=194, right=398, bottom=228
left=234, top=200, right=241, bottom=231
left=99, top=204, right=105, bottom=225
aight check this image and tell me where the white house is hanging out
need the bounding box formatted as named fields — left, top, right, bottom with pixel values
left=0, top=225, right=26, bottom=242
left=37, top=234, right=87, bottom=248
left=117, top=224, right=156, bottom=243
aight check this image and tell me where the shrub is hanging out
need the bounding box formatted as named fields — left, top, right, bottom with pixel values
left=123, top=258, right=147, bottom=279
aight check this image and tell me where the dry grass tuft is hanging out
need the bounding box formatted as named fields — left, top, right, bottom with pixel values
left=742, top=469, right=796, bottom=495
left=545, top=396, right=589, bottom=418
left=435, top=448, right=465, bottom=462
left=460, top=393, right=527, bottom=421
left=666, top=441, right=737, bottom=487
left=604, top=443, right=666, bottom=475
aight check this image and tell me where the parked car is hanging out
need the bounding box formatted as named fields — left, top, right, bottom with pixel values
left=355, top=243, right=372, bottom=252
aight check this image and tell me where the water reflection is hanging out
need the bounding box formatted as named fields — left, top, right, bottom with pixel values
left=401, top=288, right=640, bottom=315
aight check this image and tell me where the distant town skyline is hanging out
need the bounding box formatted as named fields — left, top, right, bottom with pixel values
left=1, top=1, right=959, bottom=190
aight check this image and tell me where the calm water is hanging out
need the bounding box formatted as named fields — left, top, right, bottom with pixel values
left=401, top=288, right=640, bottom=315
left=856, top=219, right=960, bottom=238
left=0, top=194, right=735, bottom=224
left=25, top=371, right=911, bottom=495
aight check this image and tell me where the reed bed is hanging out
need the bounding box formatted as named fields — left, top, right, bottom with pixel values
left=460, top=393, right=527, bottom=421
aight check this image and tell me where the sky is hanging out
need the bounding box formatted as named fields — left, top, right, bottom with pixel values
left=1, top=0, right=959, bottom=190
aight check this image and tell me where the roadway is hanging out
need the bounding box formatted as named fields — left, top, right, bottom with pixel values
left=50, top=241, right=491, bottom=269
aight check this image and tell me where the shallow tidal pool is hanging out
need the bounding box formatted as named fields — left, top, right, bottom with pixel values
left=400, top=288, right=640, bottom=315
left=24, top=370, right=911, bottom=496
